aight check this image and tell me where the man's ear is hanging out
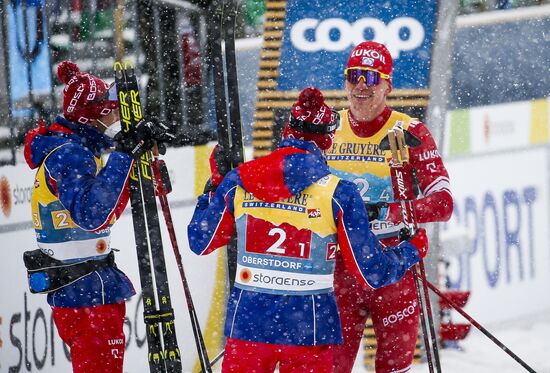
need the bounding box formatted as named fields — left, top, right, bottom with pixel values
left=385, top=81, right=392, bottom=95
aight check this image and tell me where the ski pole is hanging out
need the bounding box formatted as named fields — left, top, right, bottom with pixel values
left=421, top=279, right=537, bottom=373
left=388, top=128, right=442, bottom=373
left=152, top=157, right=212, bottom=373
left=398, top=128, right=442, bottom=373
left=199, top=350, right=225, bottom=373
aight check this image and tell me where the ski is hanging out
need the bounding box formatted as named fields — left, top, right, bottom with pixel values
left=222, top=0, right=245, bottom=170
left=114, top=61, right=182, bottom=373
left=151, top=158, right=212, bottom=373
left=208, top=0, right=245, bottom=288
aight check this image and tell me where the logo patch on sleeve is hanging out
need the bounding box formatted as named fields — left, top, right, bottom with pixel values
left=308, top=208, right=321, bottom=218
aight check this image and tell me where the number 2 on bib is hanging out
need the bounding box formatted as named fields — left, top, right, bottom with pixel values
left=246, top=216, right=312, bottom=259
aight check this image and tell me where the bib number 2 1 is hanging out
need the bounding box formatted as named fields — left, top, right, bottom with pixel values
left=246, top=216, right=311, bottom=259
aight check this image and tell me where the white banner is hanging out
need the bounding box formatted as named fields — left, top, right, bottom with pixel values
left=443, top=147, right=550, bottom=324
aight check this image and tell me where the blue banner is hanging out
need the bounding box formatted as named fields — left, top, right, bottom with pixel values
left=7, top=0, right=52, bottom=110
left=278, top=0, right=437, bottom=90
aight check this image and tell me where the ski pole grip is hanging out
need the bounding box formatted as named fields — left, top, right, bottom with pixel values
left=390, top=164, right=416, bottom=201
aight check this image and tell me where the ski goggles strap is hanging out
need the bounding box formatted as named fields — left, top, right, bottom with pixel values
left=344, top=68, right=390, bottom=86
left=288, top=111, right=341, bottom=134
left=88, top=82, right=119, bottom=106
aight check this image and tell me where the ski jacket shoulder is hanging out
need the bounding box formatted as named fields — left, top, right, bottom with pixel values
left=28, top=119, right=133, bottom=231
left=237, top=138, right=330, bottom=202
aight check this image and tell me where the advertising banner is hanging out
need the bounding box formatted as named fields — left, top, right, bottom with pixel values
left=443, top=147, right=550, bottom=324
left=444, top=97, right=550, bottom=156
left=278, top=0, right=438, bottom=90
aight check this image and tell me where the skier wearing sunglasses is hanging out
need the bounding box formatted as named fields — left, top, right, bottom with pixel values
left=327, top=41, right=454, bottom=373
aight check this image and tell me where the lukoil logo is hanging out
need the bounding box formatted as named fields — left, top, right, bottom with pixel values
left=290, top=17, right=425, bottom=58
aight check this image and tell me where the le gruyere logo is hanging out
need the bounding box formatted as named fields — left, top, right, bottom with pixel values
left=0, top=176, right=11, bottom=217
left=326, top=142, right=385, bottom=163
left=242, top=191, right=311, bottom=213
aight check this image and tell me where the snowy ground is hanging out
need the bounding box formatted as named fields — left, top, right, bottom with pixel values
left=206, top=315, right=549, bottom=372
left=368, top=316, right=549, bottom=373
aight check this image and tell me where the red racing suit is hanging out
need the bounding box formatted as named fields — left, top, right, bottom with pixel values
left=326, top=107, right=453, bottom=373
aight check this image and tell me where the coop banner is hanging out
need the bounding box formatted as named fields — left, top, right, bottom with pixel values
left=278, top=0, right=438, bottom=90
left=443, top=147, right=550, bottom=324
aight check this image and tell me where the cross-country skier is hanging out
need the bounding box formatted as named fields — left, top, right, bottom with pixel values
left=188, top=87, right=430, bottom=373
left=326, top=41, right=453, bottom=373
left=23, top=61, right=172, bottom=373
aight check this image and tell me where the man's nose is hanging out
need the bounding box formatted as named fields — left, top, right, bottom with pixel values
left=355, top=77, right=368, bottom=89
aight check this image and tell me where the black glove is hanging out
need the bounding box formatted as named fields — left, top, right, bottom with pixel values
left=114, top=120, right=155, bottom=159
left=402, top=228, right=428, bottom=259
left=364, top=202, right=388, bottom=221
left=114, top=118, right=177, bottom=159
left=399, top=227, right=413, bottom=241
left=140, top=117, right=177, bottom=144
left=140, top=117, right=177, bottom=155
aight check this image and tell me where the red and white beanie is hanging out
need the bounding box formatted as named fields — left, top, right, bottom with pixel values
left=58, top=61, right=118, bottom=124
left=282, top=87, right=339, bottom=150
left=346, top=41, right=393, bottom=79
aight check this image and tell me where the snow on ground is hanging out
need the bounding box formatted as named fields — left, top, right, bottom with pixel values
left=353, top=316, right=550, bottom=373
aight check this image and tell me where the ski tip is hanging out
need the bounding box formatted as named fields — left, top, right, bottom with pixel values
left=114, top=61, right=124, bottom=79
left=114, top=61, right=136, bottom=77
left=124, top=61, right=136, bottom=76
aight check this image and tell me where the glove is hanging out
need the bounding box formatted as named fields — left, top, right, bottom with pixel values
left=365, top=202, right=402, bottom=223
left=365, top=203, right=386, bottom=221
left=114, top=120, right=155, bottom=159
left=402, top=227, right=428, bottom=259
left=209, top=144, right=229, bottom=187
left=141, top=117, right=177, bottom=155
left=140, top=117, right=177, bottom=144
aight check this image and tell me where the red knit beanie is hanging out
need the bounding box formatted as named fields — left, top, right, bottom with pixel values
left=346, top=41, right=393, bottom=79
left=282, top=87, right=339, bottom=150
left=58, top=61, right=118, bottom=124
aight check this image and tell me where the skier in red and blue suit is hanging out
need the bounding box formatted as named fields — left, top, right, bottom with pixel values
left=188, top=88, right=430, bottom=373
left=24, top=61, right=170, bottom=373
